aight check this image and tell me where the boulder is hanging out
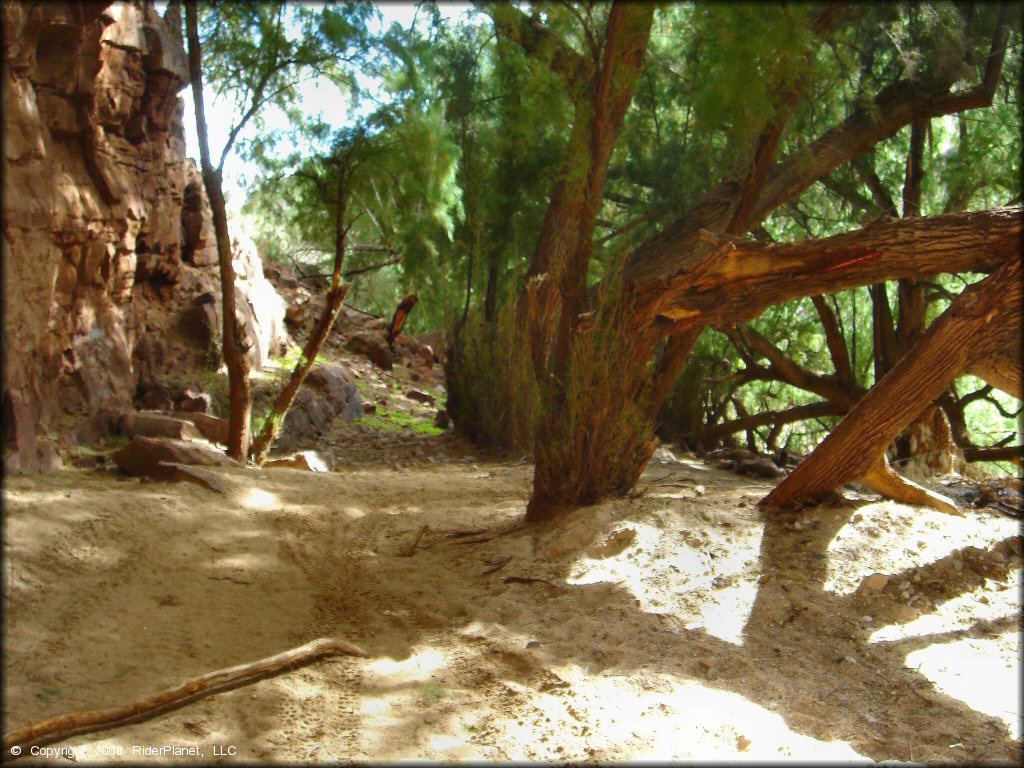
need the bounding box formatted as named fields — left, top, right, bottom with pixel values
left=406, top=389, right=435, bottom=405
left=271, top=363, right=362, bottom=452
left=70, top=408, right=121, bottom=447
left=415, top=328, right=447, bottom=365
left=120, top=412, right=202, bottom=441
left=111, top=436, right=239, bottom=487
left=345, top=332, right=393, bottom=370
left=135, top=410, right=228, bottom=445
left=175, top=387, right=211, bottom=414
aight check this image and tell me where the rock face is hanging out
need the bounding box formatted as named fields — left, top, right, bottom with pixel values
left=2, top=0, right=287, bottom=472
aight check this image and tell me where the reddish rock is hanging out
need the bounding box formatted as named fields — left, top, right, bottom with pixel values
left=120, top=412, right=203, bottom=441
left=264, top=451, right=330, bottom=472
left=112, top=435, right=239, bottom=480
left=175, top=388, right=211, bottom=414
left=345, top=332, right=393, bottom=370
left=406, top=389, right=435, bottom=405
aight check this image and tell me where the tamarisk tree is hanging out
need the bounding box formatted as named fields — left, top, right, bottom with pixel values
left=490, top=2, right=1019, bottom=522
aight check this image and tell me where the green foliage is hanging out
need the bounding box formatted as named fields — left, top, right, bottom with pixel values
left=689, top=4, right=816, bottom=155
left=206, top=1, right=1020, bottom=477
left=445, top=295, right=537, bottom=452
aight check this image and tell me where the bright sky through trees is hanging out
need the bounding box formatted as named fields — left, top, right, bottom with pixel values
left=176, top=1, right=473, bottom=213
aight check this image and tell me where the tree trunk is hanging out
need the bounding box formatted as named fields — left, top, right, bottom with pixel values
left=386, top=294, right=419, bottom=348
left=185, top=0, right=251, bottom=460
left=249, top=280, right=351, bottom=465
left=518, top=3, right=655, bottom=523
left=760, top=257, right=1022, bottom=512
left=637, top=208, right=1021, bottom=329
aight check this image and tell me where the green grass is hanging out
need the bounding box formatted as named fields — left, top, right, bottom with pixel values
left=420, top=683, right=445, bottom=705
left=355, top=407, right=443, bottom=437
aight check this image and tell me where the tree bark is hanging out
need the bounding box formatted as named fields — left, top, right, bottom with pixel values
left=386, top=294, right=419, bottom=347
left=516, top=3, right=655, bottom=523
left=186, top=0, right=251, bottom=460
left=696, top=401, right=844, bottom=444
left=760, top=257, right=1022, bottom=512
left=644, top=207, right=1021, bottom=330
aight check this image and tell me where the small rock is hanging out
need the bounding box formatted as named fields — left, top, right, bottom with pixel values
left=859, top=573, right=889, bottom=592
left=406, top=389, right=435, bottom=404
left=264, top=451, right=330, bottom=472
left=860, top=615, right=873, bottom=623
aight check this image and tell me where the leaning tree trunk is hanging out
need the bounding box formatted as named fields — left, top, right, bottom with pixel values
left=185, top=0, right=251, bottom=460
left=760, top=257, right=1022, bottom=513
left=249, top=163, right=353, bottom=465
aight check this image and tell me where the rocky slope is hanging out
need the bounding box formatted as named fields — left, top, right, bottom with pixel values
left=2, top=0, right=286, bottom=472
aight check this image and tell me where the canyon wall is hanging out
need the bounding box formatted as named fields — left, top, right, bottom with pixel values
left=3, top=0, right=285, bottom=472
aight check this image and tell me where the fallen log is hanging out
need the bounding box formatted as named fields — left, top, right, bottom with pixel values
left=2, top=637, right=367, bottom=759
left=761, top=258, right=1022, bottom=513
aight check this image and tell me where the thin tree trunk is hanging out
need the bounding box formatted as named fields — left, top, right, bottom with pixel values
left=249, top=279, right=351, bottom=465
left=185, top=0, right=251, bottom=460
left=386, top=294, right=419, bottom=347
left=761, top=258, right=1022, bottom=512
left=249, top=160, right=355, bottom=464
left=811, top=295, right=854, bottom=385
left=696, top=401, right=844, bottom=444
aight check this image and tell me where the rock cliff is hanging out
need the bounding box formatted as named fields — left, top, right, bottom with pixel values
left=3, top=0, right=286, bottom=472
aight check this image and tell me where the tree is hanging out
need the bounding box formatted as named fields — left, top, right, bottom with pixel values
left=762, top=256, right=1022, bottom=512
left=491, top=2, right=1018, bottom=521
left=185, top=0, right=252, bottom=460
left=184, top=0, right=372, bottom=459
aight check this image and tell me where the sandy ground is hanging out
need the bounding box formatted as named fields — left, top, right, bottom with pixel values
left=3, top=431, right=1021, bottom=765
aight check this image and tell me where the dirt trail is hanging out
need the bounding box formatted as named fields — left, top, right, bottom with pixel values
left=4, top=436, right=1021, bottom=763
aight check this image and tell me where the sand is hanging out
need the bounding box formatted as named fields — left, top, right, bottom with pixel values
left=3, top=434, right=1021, bottom=764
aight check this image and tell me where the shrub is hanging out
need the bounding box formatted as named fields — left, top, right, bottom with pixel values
left=445, top=295, right=537, bottom=453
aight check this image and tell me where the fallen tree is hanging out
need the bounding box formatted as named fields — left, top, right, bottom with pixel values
left=760, top=257, right=1022, bottom=513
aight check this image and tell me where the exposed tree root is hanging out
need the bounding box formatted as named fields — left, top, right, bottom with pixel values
left=859, top=455, right=961, bottom=515
left=3, top=637, right=367, bottom=759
